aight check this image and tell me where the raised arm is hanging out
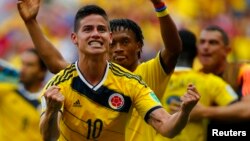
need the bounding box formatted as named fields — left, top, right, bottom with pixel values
left=148, top=84, right=200, bottom=138
left=150, top=0, right=182, bottom=74
left=40, top=86, right=64, bottom=140
left=17, top=0, right=68, bottom=73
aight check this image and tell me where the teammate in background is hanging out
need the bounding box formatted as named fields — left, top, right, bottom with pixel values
left=154, top=29, right=238, bottom=141
left=197, top=25, right=250, bottom=98
left=0, top=48, right=47, bottom=141
left=196, top=25, right=250, bottom=140
left=17, top=0, right=183, bottom=140
left=34, top=4, right=200, bottom=141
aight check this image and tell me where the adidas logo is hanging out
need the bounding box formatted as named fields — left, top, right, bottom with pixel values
left=73, top=99, right=82, bottom=107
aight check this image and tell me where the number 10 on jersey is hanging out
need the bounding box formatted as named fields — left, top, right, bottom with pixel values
left=86, top=119, right=103, bottom=139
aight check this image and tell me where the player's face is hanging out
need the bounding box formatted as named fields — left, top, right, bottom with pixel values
left=20, top=51, right=45, bottom=85
left=71, top=14, right=112, bottom=56
left=197, top=30, right=229, bottom=69
left=109, top=29, right=141, bottom=71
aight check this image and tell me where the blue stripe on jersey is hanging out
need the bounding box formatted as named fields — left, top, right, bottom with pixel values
left=71, top=76, right=132, bottom=113
left=15, top=89, right=40, bottom=108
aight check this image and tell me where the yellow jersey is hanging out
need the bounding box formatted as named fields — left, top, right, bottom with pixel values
left=154, top=67, right=238, bottom=141
left=41, top=61, right=162, bottom=141
left=126, top=53, right=171, bottom=141
left=0, top=83, right=42, bottom=141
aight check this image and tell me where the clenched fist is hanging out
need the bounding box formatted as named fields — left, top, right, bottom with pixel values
left=43, top=85, right=64, bottom=113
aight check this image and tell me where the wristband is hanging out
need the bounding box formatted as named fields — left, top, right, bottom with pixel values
left=156, top=8, right=169, bottom=17
left=153, top=1, right=169, bottom=17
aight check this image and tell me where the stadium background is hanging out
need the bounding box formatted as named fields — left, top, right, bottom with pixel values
left=0, top=0, right=250, bottom=71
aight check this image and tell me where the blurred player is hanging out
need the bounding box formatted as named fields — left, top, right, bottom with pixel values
left=196, top=25, right=250, bottom=140
left=154, top=29, right=238, bottom=141
left=0, top=48, right=47, bottom=141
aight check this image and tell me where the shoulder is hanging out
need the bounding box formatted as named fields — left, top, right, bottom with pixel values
left=205, top=72, right=226, bottom=83
left=136, top=53, right=168, bottom=76
left=0, top=82, right=17, bottom=93
left=138, top=53, right=161, bottom=69
left=45, top=64, right=76, bottom=89
left=109, top=62, right=148, bottom=87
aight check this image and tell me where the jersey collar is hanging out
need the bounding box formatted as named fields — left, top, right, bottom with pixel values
left=75, top=61, right=109, bottom=91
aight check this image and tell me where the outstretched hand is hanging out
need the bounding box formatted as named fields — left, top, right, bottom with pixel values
left=180, top=84, right=200, bottom=114
left=17, top=0, right=40, bottom=22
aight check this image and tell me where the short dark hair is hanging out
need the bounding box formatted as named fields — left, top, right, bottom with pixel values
left=178, top=29, right=197, bottom=61
left=110, top=19, right=144, bottom=58
left=74, top=5, right=109, bottom=32
left=204, top=25, right=229, bottom=46
left=26, top=48, right=47, bottom=71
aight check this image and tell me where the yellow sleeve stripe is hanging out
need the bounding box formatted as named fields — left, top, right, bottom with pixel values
left=109, top=62, right=148, bottom=87
left=45, top=64, right=75, bottom=89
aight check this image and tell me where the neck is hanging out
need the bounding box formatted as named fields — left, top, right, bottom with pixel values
left=202, top=61, right=228, bottom=76
left=176, top=54, right=194, bottom=68
left=176, top=60, right=193, bottom=68
left=78, top=55, right=107, bottom=85
left=130, top=60, right=140, bottom=72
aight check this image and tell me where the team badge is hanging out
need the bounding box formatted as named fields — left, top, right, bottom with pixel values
left=108, top=93, right=124, bottom=110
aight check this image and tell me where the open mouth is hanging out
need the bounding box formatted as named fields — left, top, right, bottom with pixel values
left=114, top=56, right=126, bottom=61
left=88, top=41, right=103, bottom=48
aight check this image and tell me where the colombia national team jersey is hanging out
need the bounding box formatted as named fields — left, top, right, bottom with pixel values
left=154, top=67, right=238, bottom=141
left=41, top=61, right=162, bottom=141
left=0, top=83, right=42, bottom=141
left=125, top=53, right=171, bottom=141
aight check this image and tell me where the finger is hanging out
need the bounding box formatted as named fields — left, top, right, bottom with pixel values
left=52, top=93, right=64, bottom=102
left=187, top=84, right=198, bottom=93
left=181, top=94, right=193, bottom=103
left=46, top=89, right=61, bottom=102
left=187, top=89, right=200, bottom=100
left=57, top=94, right=65, bottom=102
left=181, top=92, right=199, bottom=103
left=46, top=85, right=60, bottom=93
left=47, top=93, right=64, bottom=108
left=44, top=86, right=61, bottom=100
left=187, top=83, right=194, bottom=88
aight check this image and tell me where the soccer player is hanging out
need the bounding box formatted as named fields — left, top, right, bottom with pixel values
left=17, top=0, right=182, bottom=140
left=110, top=16, right=181, bottom=140
left=153, top=29, right=238, bottom=141
left=196, top=25, right=250, bottom=140
left=28, top=3, right=200, bottom=141
left=0, top=48, right=47, bottom=141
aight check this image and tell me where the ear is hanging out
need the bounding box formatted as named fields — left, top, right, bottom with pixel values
left=109, top=32, right=113, bottom=44
left=71, top=32, right=78, bottom=46
left=136, top=42, right=143, bottom=53
left=136, top=42, right=143, bottom=59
